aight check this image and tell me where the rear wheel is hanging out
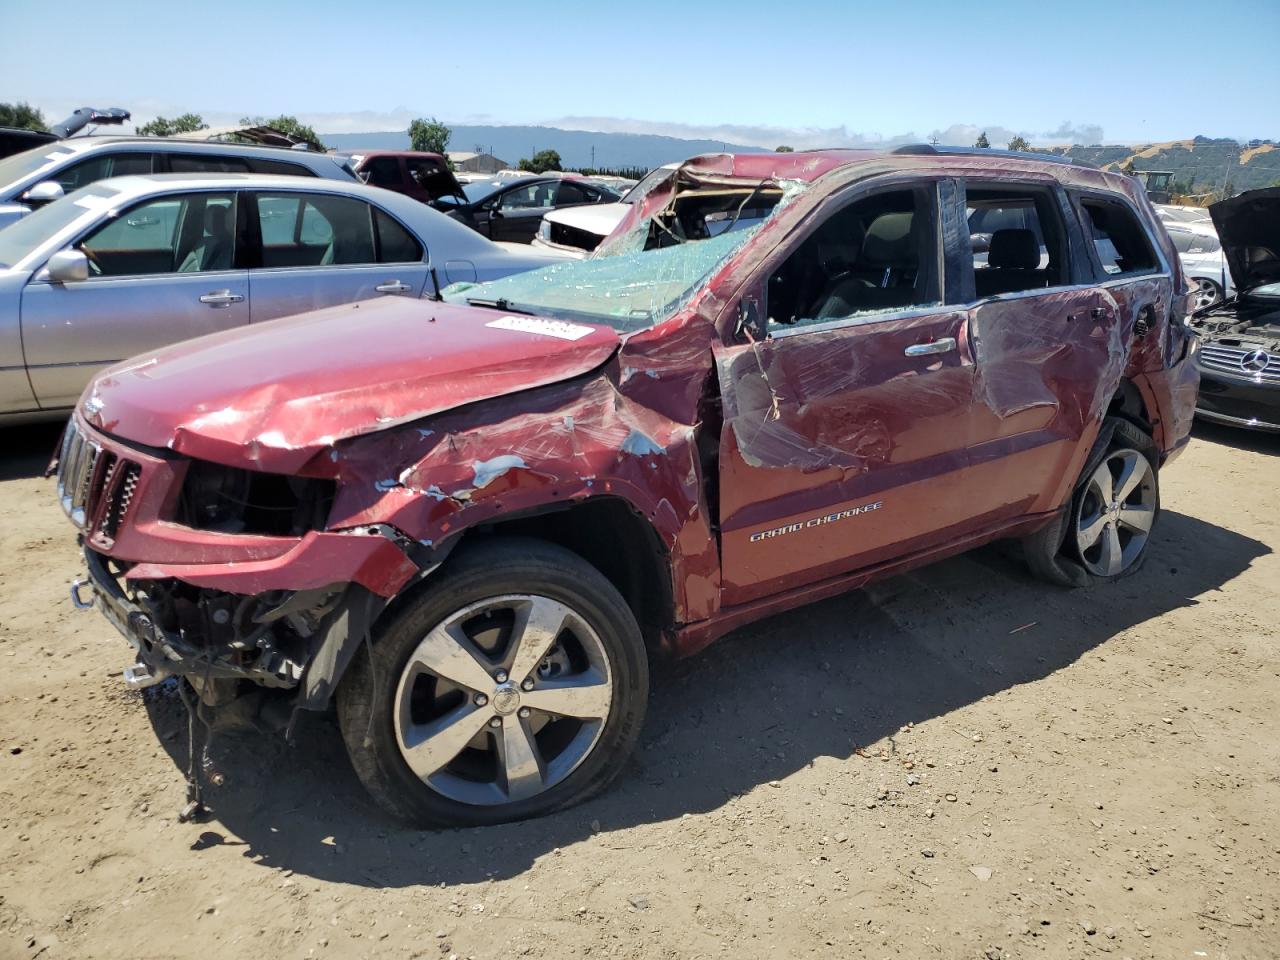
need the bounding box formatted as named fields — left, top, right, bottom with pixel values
left=337, top=538, right=648, bottom=827
left=1023, top=417, right=1160, bottom=587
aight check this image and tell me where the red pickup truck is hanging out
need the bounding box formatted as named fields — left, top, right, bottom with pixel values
left=57, top=146, right=1200, bottom=826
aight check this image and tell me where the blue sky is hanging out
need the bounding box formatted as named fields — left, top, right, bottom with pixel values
left=2, top=0, right=1277, bottom=146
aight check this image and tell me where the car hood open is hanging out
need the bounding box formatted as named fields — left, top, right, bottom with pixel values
left=1209, top=187, right=1280, bottom=295
left=82, top=297, right=620, bottom=472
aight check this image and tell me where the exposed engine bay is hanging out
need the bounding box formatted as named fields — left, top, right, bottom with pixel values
left=1189, top=300, right=1280, bottom=350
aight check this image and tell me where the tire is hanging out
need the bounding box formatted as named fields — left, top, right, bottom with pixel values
left=1023, top=417, right=1160, bottom=588
left=337, top=537, right=649, bottom=827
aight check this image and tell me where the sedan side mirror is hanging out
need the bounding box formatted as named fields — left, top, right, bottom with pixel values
left=46, top=249, right=90, bottom=283
left=21, top=181, right=65, bottom=206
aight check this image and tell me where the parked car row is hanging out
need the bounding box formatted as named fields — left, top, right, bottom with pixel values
left=51, top=144, right=1203, bottom=827
left=0, top=164, right=565, bottom=422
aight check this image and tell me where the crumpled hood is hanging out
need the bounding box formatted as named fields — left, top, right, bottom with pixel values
left=1209, top=187, right=1280, bottom=295
left=83, top=296, right=620, bottom=472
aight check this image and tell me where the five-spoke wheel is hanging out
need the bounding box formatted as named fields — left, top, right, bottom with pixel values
left=394, top=594, right=614, bottom=806
left=338, top=538, right=648, bottom=827
left=1073, top=448, right=1157, bottom=577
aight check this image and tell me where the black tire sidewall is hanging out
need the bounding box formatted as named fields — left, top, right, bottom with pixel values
left=337, top=537, right=648, bottom=828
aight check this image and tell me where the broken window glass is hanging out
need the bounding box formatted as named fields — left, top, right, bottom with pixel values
left=444, top=225, right=759, bottom=333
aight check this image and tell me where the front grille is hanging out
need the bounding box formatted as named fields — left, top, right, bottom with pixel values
left=1197, top=344, right=1280, bottom=382
left=56, top=419, right=142, bottom=545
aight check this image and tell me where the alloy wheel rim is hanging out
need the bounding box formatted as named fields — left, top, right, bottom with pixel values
left=393, top=594, right=613, bottom=806
left=1193, top=279, right=1220, bottom=311
left=1074, top=449, right=1156, bottom=577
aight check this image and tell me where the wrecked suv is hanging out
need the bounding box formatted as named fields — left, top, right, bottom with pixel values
left=57, top=147, right=1200, bottom=826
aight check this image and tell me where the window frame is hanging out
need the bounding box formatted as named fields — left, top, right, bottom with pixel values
left=245, top=189, right=425, bottom=270
left=1067, top=189, right=1168, bottom=282
left=948, top=178, right=1088, bottom=305
left=750, top=177, right=950, bottom=340
left=159, top=152, right=253, bottom=175
left=52, top=151, right=158, bottom=192
left=73, top=188, right=242, bottom=280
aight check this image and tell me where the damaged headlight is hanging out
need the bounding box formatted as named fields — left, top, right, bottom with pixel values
left=176, top=460, right=336, bottom=537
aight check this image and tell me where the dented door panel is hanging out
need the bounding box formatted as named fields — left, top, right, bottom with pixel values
left=965, top=284, right=1127, bottom=516
left=713, top=308, right=981, bottom=605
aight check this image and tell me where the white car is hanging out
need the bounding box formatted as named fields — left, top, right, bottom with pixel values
left=533, top=163, right=678, bottom=257
left=1166, top=222, right=1235, bottom=310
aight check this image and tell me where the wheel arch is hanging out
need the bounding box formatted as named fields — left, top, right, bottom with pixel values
left=374, top=496, right=677, bottom=659
left=1106, top=377, right=1155, bottom=434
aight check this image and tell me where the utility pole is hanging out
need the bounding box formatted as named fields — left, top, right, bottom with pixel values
left=591, top=144, right=595, bottom=169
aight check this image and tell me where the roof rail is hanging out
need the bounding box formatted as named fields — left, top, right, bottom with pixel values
left=891, top=143, right=1096, bottom=169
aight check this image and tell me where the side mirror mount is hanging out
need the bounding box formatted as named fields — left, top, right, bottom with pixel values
left=21, top=181, right=65, bottom=206
left=46, top=249, right=89, bottom=284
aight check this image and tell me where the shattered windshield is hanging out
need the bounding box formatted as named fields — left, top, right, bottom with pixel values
left=444, top=226, right=758, bottom=333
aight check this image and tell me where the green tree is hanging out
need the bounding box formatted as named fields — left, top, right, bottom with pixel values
left=137, top=113, right=207, bottom=137
left=974, top=131, right=991, bottom=148
left=775, top=145, right=794, bottom=152
left=408, top=117, right=451, bottom=154
left=518, top=149, right=563, bottom=174
left=1006, top=135, right=1030, bottom=152
left=240, top=115, right=324, bottom=150
left=0, top=102, right=47, bottom=132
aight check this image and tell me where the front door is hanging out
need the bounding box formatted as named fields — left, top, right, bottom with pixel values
left=488, top=181, right=556, bottom=242
left=21, top=190, right=249, bottom=409
left=247, top=190, right=429, bottom=323
left=715, top=182, right=982, bottom=606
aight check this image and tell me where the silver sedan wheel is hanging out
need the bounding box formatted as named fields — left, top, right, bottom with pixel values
left=393, top=594, right=613, bottom=807
left=1192, top=278, right=1221, bottom=311
left=1074, top=449, right=1157, bottom=577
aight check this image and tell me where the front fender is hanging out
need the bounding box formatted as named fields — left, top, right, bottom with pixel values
left=325, top=374, right=721, bottom=623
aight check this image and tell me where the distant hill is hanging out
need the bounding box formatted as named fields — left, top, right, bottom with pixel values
left=324, top=125, right=768, bottom=170
left=1047, top=136, right=1280, bottom=199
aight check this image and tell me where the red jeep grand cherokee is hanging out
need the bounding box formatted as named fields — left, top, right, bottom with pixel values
left=57, top=147, right=1200, bottom=826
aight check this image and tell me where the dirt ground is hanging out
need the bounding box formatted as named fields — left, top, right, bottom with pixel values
left=1, top=419, right=1277, bottom=960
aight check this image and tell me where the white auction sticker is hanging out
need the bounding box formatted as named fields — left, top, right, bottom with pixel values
left=485, top=316, right=595, bottom=341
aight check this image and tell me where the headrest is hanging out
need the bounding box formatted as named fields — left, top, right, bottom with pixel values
left=861, top=212, right=915, bottom=265
left=204, top=204, right=231, bottom=235
left=988, top=228, right=1039, bottom=269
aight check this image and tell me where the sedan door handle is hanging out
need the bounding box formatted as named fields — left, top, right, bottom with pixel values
left=199, top=290, right=244, bottom=307
left=904, top=337, right=956, bottom=357
left=375, top=280, right=413, bottom=294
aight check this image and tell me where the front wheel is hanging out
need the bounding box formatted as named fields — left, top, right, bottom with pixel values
left=1023, top=417, right=1160, bottom=587
left=337, top=537, right=648, bottom=827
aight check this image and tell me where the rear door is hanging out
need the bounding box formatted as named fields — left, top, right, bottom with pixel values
left=20, top=189, right=248, bottom=408
left=246, top=190, right=429, bottom=323
left=960, top=180, right=1131, bottom=518
left=715, top=179, right=982, bottom=605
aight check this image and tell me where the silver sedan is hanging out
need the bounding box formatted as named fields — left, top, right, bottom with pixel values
left=0, top=173, right=567, bottom=422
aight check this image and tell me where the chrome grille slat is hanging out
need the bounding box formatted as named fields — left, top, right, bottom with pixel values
left=55, top=419, right=143, bottom=540
left=1197, top=344, right=1280, bottom=381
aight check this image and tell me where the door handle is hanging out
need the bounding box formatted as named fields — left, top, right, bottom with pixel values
left=1091, top=306, right=1111, bottom=320
left=199, top=290, right=244, bottom=307
left=375, top=280, right=412, bottom=294
left=904, top=337, right=956, bottom=357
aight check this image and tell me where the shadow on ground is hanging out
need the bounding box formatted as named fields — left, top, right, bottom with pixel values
left=135, top=508, right=1268, bottom=888
left=1191, top=419, right=1280, bottom=456
left=1, top=422, right=64, bottom=482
